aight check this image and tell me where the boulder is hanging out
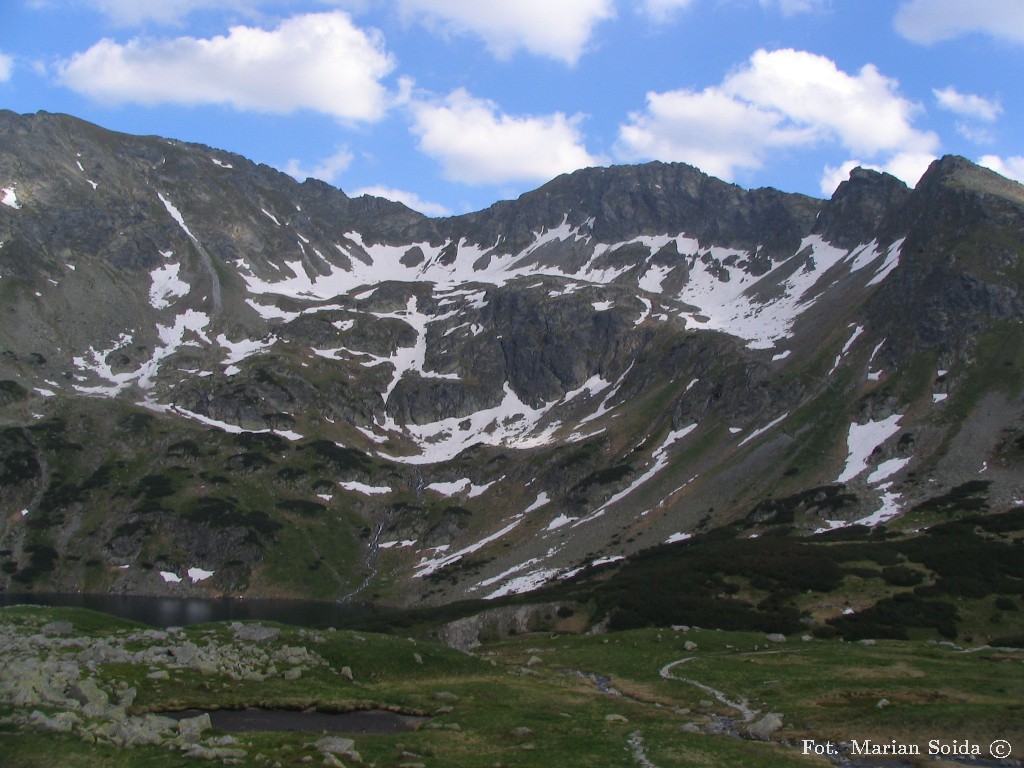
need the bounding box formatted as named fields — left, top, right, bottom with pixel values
left=233, top=624, right=281, bottom=644
left=746, top=712, right=784, bottom=741
left=176, top=712, right=212, bottom=744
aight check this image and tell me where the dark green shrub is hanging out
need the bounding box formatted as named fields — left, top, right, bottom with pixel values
left=881, top=565, right=924, bottom=586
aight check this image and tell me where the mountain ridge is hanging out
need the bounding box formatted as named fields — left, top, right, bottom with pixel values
left=1, top=110, right=1023, bottom=607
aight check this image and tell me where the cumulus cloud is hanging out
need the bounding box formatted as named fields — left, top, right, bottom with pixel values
left=617, top=48, right=938, bottom=186
left=726, top=49, right=937, bottom=157
left=979, top=155, right=1024, bottom=184
left=617, top=87, right=814, bottom=180
left=933, top=86, right=1002, bottom=121
left=0, top=51, right=13, bottom=82
left=58, top=12, right=395, bottom=122
left=894, top=0, right=1024, bottom=45
left=284, top=147, right=355, bottom=185
left=410, top=88, right=602, bottom=185
left=353, top=185, right=452, bottom=217
left=83, top=0, right=261, bottom=26
left=396, top=0, right=615, bottom=64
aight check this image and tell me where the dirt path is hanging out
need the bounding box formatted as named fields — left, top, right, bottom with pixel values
left=659, top=656, right=759, bottom=722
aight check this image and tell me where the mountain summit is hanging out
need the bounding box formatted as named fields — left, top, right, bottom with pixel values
left=2, top=111, right=1023, bottom=604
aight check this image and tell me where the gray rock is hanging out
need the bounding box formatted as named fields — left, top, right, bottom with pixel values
left=683, top=640, right=698, bottom=651
left=172, top=641, right=200, bottom=666
left=746, top=712, right=784, bottom=741
left=177, top=712, right=212, bottom=744
left=28, top=709, right=79, bottom=733
left=233, top=624, right=281, bottom=644
left=68, top=677, right=110, bottom=716
left=184, top=744, right=247, bottom=761
left=765, top=633, right=787, bottom=643
left=315, top=736, right=361, bottom=763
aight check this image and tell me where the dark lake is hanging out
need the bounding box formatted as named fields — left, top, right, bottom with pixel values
left=0, top=592, right=390, bottom=629
left=166, top=708, right=427, bottom=734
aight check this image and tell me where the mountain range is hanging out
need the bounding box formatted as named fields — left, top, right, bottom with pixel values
left=2, top=109, right=1023, bottom=608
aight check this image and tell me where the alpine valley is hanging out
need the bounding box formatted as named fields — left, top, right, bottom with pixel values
left=2, top=109, right=1024, bottom=624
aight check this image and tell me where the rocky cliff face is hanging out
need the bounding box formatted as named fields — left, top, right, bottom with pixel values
left=1, top=111, right=1023, bottom=605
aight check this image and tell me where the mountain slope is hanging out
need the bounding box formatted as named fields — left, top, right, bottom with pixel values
left=1, top=110, right=1023, bottom=605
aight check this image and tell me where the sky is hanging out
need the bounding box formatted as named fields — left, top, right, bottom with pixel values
left=1, top=0, right=1023, bottom=217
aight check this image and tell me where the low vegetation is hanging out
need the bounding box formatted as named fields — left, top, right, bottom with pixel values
left=1, top=604, right=1020, bottom=768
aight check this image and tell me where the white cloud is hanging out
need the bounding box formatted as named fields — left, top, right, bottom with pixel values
left=894, top=0, right=1024, bottom=45
left=933, top=86, right=1002, bottom=121
left=396, top=0, right=615, bottom=64
left=284, top=147, right=355, bottom=184
left=83, top=0, right=261, bottom=26
left=410, top=88, right=602, bottom=185
left=979, top=155, right=1024, bottom=184
left=758, top=0, right=828, bottom=15
left=0, top=51, right=13, bottom=82
left=617, top=87, right=813, bottom=180
left=353, top=185, right=452, bottom=217
left=640, top=0, right=824, bottom=20
left=726, top=49, right=937, bottom=157
left=617, top=48, right=939, bottom=186
left=639, top=0, right=696, bottom=22
left=58, top=12, right=395, bottom=122
left=820, top=151, right=936, bottom=195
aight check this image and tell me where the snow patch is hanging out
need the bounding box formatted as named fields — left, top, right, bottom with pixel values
left=545, top=513, right=578, bottom=531
left=837, top=415, right=902, bottom=483
left=187, top=567, right=214, bottom=583
left=867, top=457, right=910, bottom=484
left=485, top=568, right=560, bottom=599
left=426, top=479, right=472, bottom=496
left=158, top=193, right=198, bottom=243
left=2, top=186, right=21, bottom=209
left=160, top=571, right=182, bottom=584
left=339, top=481, right=392, bottom=495
left=524, top=492, right=550, bottom=514
left=378, top=539, right=416, bottom=549
left=574, top=424, right=697, bottom=526
left=415, top=518, right=523, bottom=578
left=149, top=261, right=190, bottom=309
left=738, top=413, right=789, bottom=447
left=665, top=532, right=692, bottom=544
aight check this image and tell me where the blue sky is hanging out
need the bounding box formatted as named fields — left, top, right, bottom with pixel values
left=2, top=0, right=1023, bottom=216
